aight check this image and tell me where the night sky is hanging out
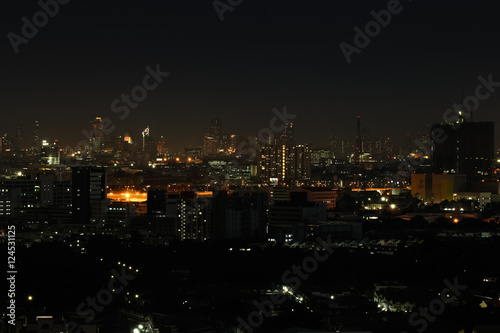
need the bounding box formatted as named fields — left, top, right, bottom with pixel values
left=2, top=0, right=500, bottom=151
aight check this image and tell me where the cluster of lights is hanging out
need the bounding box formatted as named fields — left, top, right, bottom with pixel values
left=133, top=324, right=145, bottom=333
left=108, top=191, right=147, bottom=202
left=117, top=261, right=139, bottom=273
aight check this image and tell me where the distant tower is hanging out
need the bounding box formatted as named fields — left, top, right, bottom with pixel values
left=90, top=117, right=104, bottom=152
left=157, top=135, right=168, bottom=157
left=13, top=126, right=23, bottom=152
left=32, top=119, right=40, bottom=155
left=142, top=126, right=150, bottom=150
left=210, top=118, right=221, bottom=143
left=355, top=116, right=361, bottom=164
left=202, top=118, right=221, bottom=157
left=279, top=122, right=295, bottom=145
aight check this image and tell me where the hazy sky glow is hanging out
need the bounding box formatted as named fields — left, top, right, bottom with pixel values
left=2, top=0, right=500, bottom=151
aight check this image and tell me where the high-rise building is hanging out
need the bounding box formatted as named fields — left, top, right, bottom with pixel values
left=210, top=118, right=221, bottom=143
left=13, top=126, right=23, bottom=152
left=157, top=136, right=168, bottom=157
left=374, top=137, right=392, bottom=161
left=202, top=134, right=218, bottom=157
left=258, top=122, right=311, bottom=185
left=362, top=127, right=372, bottom=155
left=90, top=117, right=104, bottom=152
left=329, top=134, right=351, bottom=160
left=0, top=173, right=71, bottom=220
left=202, top=118, right=223, bottom=157
left=147, top=189, right=167, bottom=215
left=41, top=140, right=60, bottom=165
left=220, top=132, right=237, bottom=155
left=432, top=121, right=494, bottom=181
left=32, top=119, right=40, bottom=155
left=279, top=122, right=295, bottom=145
left=355, top=116, right=362, bottom=164
left=223, top=191, right=267, bottom=240
left=142, top=126, right=150, bottom=150
left=178, top=191, right=211, bottom=241
left=141, top=126, right=157, bottom=158
left=259, top=143, right=311, bottom=185
left=71, top=167, right=106, bottom=224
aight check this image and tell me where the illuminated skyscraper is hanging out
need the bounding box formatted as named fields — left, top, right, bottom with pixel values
left=157, top=135, right=168, bottom=157
left=259, top=143, right=311, bottom=185
left=202, top=118, right=222, bottom=157
left=210, top=118, right=221, bottom=143
left=178, top=191, right=211, bottom=241
left=41, top=140, right=60, bottom=165
left=355, top=116, right=361, bottom=164
left=90, top=117, right=104, bottom=152
left=32, top=119, right=40, bottom=155
left=142, top=126, right=150, bottom=150
left=279, top=122, right=295, bottom=145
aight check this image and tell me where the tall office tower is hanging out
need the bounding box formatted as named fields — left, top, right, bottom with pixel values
left=330, top=135, right=352, bottom=160
left=354, top=116, right=362, bottom=164
left=432, top=121, right=494, bottom=181
left=374, top=137, right=392, bottom=161
left=230, top=134, right=238, bottom=154
left=141, top=126, right=156, bottom=158
left=201, top=118, right=222, bottom=157
left=210, top=118, right=221, bottom=143
left=157, top=135, right=168, bottom=157
left=279, top=122, right=295, bottom=145
left=13, top=126, right=23, bottom=152
left=90, top=117, right=104, bottom=151
left=142, top=126, right=149, bottom=150
left=41, top=140, right=60, bottom=165
left=202, top=134, right=218, bottom=157
left=32, top=119, right=40, bottom=155
left=329, top=134, right=339, bottom=159
left=342, top=138, right=352, bottom=158
left=72, top=167, right=107, bottom=224
left=361, top=128, right=372, bottom=155
left=292, top=145, right=311, bottom=180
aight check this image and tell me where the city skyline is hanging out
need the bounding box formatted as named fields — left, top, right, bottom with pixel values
left=2, top=1, right=500, bottom=151
left=3, top=1, right=500, bottom=332
left=1, top=112, right=497, bottom=155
